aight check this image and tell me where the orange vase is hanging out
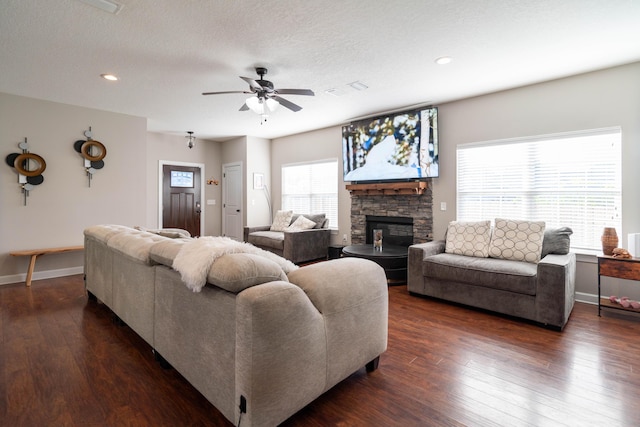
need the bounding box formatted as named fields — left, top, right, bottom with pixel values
left=601, top=227, right=619, bottom=255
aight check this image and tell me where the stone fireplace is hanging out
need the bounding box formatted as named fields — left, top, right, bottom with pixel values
left=349, top=183, right=433, bottom=245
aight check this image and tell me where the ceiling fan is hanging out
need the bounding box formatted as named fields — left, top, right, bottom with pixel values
left=202, top=67, right=314, bottom=116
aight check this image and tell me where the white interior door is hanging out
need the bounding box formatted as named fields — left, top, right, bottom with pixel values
left=222, top=162, right=243, bottom=240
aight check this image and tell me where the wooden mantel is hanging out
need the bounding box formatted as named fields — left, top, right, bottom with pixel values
left=346, top=181, right=428, bottom=196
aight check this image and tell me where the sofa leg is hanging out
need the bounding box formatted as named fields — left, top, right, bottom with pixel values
left=366, top=356, right=380, bottom=372
left=112, top=314, right=125, bottom=327
left=153, top=349, right=173, bottom=370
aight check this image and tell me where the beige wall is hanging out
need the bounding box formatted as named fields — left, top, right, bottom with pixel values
left=0, top=93, right=224, bottom=284
left=271, top=126, right=346, bottom=244
left=245, top=136, right=271, bottom=227
left=434, top=62, right=640, bottom=301
left=270, top=62, right=640, bottom=301
left=3, top=61, right=639, bottom=297
left=0, top=93, right=147, bottom=283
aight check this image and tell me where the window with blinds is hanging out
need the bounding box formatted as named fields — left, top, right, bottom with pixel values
left=282, top=159, right=338, bottom=229
left=457, top=128, right=621, bottom=252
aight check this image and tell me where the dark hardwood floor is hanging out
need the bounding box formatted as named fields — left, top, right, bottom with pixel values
left=2, top=275, right=640, bottom=426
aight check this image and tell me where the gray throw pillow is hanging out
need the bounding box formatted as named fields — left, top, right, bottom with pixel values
left=541, top=227, right=573, bottom=258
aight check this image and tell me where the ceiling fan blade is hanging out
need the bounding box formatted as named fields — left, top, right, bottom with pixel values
left=240, top=76, right=262, bottom=91
left=239, top=103, right=249, bottom=111
left=275, top=89, right=315, bottom=96
left=272, top=95, right=302, bottom=112
left=202, top=90, right=251, bottom=96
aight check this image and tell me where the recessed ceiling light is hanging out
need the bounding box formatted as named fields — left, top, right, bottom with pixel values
left=101, top=74, right=119, bottom=81
left=435, top=56, right=452, bottom=65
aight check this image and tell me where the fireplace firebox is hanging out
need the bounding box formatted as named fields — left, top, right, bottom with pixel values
left=365, top=215, right=414, bottom=248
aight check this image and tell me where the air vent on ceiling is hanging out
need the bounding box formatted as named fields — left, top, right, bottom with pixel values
left=78, top=0, right=123, bottom=14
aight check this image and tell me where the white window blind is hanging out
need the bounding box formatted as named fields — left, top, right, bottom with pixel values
left=282, top=159, right=338, bottom=229
left=457, top=128, right=621, bottom=252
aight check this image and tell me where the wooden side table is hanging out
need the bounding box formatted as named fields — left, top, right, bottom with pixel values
left=597, top=255, right=640, bottom=316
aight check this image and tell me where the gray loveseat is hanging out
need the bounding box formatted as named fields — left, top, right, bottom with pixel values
left=84, top=225, right=388, bottom=427
left=408, top=220, right=576, bottom=330
left=244, top=212, right=331, bottom=264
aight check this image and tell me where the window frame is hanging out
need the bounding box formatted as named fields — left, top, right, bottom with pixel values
left=456, top=127, right=622, bottom=254
left=281, top=158, right=339, bottom=229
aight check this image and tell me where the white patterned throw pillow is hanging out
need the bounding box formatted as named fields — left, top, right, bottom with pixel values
left=488, top=218, right=546, bottom=263
left=445, top=220, right=492, bottom=258
left=270, top=210, right=294, bottom=231
left=285, top=215, right=316, bottom=231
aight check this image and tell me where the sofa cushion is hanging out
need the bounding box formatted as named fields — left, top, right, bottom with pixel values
left=489, top=218, right=545, bottom=263
left=135, top=225, right=191, bottom=239
left=84, top=224, right=133, bottom=243
left=286, top=215, right=317, bottom=231
left=291, top=213, right=326, bottom=229
left=542, top=227, right=573, bottom=258
left=208, top=253, right=288, bottom=293
left=107, top=228, right=171, bottom=265
left=271, top=210, right=294, bottom=231
left=247, top=231, right=285, bottom=250
left=149, top=239, right=190, bottom=266
left=445, top=220, right=491, bottom=258
left=423, top=253, right=538, bottom=295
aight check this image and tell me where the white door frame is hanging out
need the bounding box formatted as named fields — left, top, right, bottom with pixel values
left=158, top=160, right=205, bottom=233
left=222, top=161, right=243, bottom=239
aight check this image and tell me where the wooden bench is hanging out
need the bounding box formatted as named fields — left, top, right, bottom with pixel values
left=10, top=245, right=84, bottom=287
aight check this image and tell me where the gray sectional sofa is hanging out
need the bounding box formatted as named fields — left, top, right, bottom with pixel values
left=408, top=220, right=576, bottom=330
left=84, top=225, right=388, bottom=427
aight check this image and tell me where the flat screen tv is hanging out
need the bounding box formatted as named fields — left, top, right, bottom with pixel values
left=342, top=106, right=438, bottom=183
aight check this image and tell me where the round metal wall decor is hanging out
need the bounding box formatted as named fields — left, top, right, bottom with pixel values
left=73, top=126, right=107, bottom=187
left=80, top=140, right=107, bottom=162
left=5, top=137, right=46, bottom=205
left=13, top=152, right=46, bottom=177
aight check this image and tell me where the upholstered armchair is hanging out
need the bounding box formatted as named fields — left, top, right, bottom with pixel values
left=244, top=212, right=331, bottom=264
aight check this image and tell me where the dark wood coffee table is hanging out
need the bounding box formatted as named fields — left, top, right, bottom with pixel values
left=342, top=244, right=408, bottom=285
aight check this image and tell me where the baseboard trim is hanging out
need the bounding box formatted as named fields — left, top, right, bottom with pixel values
left=576, top=291, right=597, bottom=305
left=0, top=266, right=83, bottom=286
left=0, top=272, right=604, bottom=309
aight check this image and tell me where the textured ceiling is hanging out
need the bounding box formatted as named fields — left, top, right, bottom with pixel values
left=2, top=0, right=640, bottom=141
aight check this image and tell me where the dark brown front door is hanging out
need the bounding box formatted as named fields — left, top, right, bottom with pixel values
left=162, top=165, right=201, bottom=237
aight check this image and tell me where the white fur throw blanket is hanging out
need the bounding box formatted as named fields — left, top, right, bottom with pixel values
left=172, top=236, right=298, bottom=292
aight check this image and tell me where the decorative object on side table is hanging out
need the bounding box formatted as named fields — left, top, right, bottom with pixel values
left=5, top=137, right=46, bottom=205
left=611, top=248, right=632, bottom=258
left=601, top=227, right=618, bottom=255
left=73, top=126, right=107, bottom=187
left=373, top=228, right=383, bottom=251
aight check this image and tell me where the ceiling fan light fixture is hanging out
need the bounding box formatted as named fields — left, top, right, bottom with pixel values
left=266, top=98, right=280, bottom=112
left=246, top=96, right=279, bottom=115
left=245, top=96, right=264, bottom=114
